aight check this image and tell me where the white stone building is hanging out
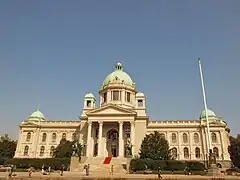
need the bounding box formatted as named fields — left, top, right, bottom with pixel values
left=14, top=62, right=231, bottom=168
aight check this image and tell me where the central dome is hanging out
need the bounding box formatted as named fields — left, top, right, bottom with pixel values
left=102, top=63, right=134, bottom=87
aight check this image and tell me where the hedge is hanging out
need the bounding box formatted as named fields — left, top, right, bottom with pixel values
left=130, top=158, right=206, bottom=173
left=1, top=158, right=70, bottom=170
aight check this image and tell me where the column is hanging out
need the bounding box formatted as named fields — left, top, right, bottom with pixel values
left=189, top=132, right=192, bottom=160
left=118, top=121, right=124, bottom=157
left=86, top=121, right=92, bottom=156
left=130, top=122, right=135, bottom=156
left=98, top=121, right=103, bottom=157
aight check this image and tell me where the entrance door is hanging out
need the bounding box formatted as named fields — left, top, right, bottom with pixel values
left=106, top=129, right=119, bottom=157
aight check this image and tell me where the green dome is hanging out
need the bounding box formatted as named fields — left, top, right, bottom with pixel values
left=85, top=92, right=95, bottom=99
left=29, top=109, right=45, bottom=121
left=200, top=109, right=216, bottom=119
left=102, top=63, right=134, bottom=87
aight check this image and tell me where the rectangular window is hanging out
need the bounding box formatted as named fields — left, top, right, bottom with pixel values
left=103, top=93, right=107, bottom=103
left=126, top=92, right=131, bottom=102
left=113, top=91, right=120, bottom=101
left=138, top=99, right=143, bottom=107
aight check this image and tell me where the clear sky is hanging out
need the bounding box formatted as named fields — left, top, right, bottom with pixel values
left=0, top=0, right=240, bottom=139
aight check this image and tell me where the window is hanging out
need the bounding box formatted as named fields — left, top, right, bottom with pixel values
left=62, top=133, right=66, bottom=140
left=126, top=92, right=131, bottom=102
left=113, top=91, right=120, bottom=101
left=172, top=147, right=177, bottom=159
left=40, top=146, right=45, bottom=156
left=172, top=133, right=177, bottom=143
left=72, top=133, right=76, bottom=141
left=87, top=100, right=91, bottom=107
left=24, top=145, right=29, bottom=156
left=160, top=133, right=165, bottom=139
left=211, top=132, right=217, bottom=143
left=42, top=133, right=47, bottom=142
left=195, top=147, right=200, bottom=158
left=50, top=146, right=55, bottom=157
left=213, top=147, right=219, bottom=158
left=103, top=92, right=107, bottom=103
left=26, top=132, right=31, bottom=142
left=138, top=100, right=143, bottom=107
left=52, top=133, right=56, bottom=142
left=183, top=133, right=188, bottom=143
left=184, top=147, right=189, bottom=159
left=194, top=133, right=199, bottom=143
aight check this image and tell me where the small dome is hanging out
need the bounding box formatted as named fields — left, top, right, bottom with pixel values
left=29, top=109, right=45, bottom=121
left=102, top=63, right=134, bottom=87
left=200, top=109, right=216, bottom=119
left=84, top=92, right=95, bottom=99
left=136, top=92, right=145, bottom=97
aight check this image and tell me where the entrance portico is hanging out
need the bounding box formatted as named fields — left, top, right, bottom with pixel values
left=85, top=120, right=135, bottom=158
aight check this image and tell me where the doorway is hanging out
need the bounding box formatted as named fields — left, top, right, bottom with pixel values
left=106, top=129, right=119, bottom=157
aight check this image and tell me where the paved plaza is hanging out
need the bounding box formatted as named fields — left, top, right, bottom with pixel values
left=0, top=172, right=240, bottom=180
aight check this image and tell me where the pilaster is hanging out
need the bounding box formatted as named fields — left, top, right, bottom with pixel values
left=130, top=121, right=135, bottom=156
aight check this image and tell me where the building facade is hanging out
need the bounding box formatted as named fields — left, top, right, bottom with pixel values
left=14, top=63, right=231, bottom=168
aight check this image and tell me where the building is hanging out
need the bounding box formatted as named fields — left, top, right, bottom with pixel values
left=14, top=62, right=231, bottom=168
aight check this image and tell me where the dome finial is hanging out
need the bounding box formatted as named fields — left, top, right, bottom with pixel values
left=37, top=104, right=40, bottom=111
left=115, top=62, right=123, bottom=71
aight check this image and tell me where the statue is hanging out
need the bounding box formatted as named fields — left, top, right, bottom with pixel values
left=72, top=142, right=78, bottom=157
left=125, top=138, right=132, bottom=157
left=209, top=149, right=216, bottom=165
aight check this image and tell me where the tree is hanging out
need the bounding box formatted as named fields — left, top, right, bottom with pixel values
left=139, top=131, right=171, bottom=160
left=53, top=139, right=82, bottom=158
left=228, top=135, right=240, bottom=168
left=0, top=134, right=17, bottom=158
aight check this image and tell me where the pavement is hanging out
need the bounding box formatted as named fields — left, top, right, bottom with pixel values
left=0, top=171, right=240, bottom=179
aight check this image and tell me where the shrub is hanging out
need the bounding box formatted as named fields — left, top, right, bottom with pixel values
left=129, top=158, right=205, bottom=173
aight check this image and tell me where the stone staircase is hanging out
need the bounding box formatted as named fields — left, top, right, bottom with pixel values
left=71, top=157, right=127, bottom=174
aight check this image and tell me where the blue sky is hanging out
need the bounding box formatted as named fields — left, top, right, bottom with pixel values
left=0, top=0, right=240, bottom=139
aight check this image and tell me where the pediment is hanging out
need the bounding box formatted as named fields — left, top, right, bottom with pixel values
left=86, top=104, right=136, bottom=116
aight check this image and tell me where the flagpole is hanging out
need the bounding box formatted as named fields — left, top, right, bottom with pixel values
left=198, top=57, right=212, bottom=155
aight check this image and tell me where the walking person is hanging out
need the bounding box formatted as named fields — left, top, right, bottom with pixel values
left=157, top=166, right=162, bottom=180
left=109, top=165, right=114, bottom=175
left=28, top=166, right=33, bottom=178
left=48, top=166, right=51, bottom=175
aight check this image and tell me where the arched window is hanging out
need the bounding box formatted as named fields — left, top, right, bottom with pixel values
left=40, top=146, right=45, bottom=156
left=183, top=133, right=188, bottom=143
left=195, top=147, right=200, bottom=158
left=26, top=132, right=31, bottom=142
left=52, top=133, right=56, bottom=142
left=50, top=146, right=55, bottom=157
left=194, top=133, right=199, bottom=143
left=24, top=145, right=29, bottom=156
left=211, top=133, right=217, bottom=143
left=213, top=147, right=219, bottom=158
left=42, top=133, right=47, bottom=142
left=160, top=133, right=165, bottom=139
left=184, top=147, right=189, bottom=159
left=172, top=147, right=177, bottom=159
left=172, top=133, right=177, bottom=143
left=62, top=133, right=66, bottom=140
